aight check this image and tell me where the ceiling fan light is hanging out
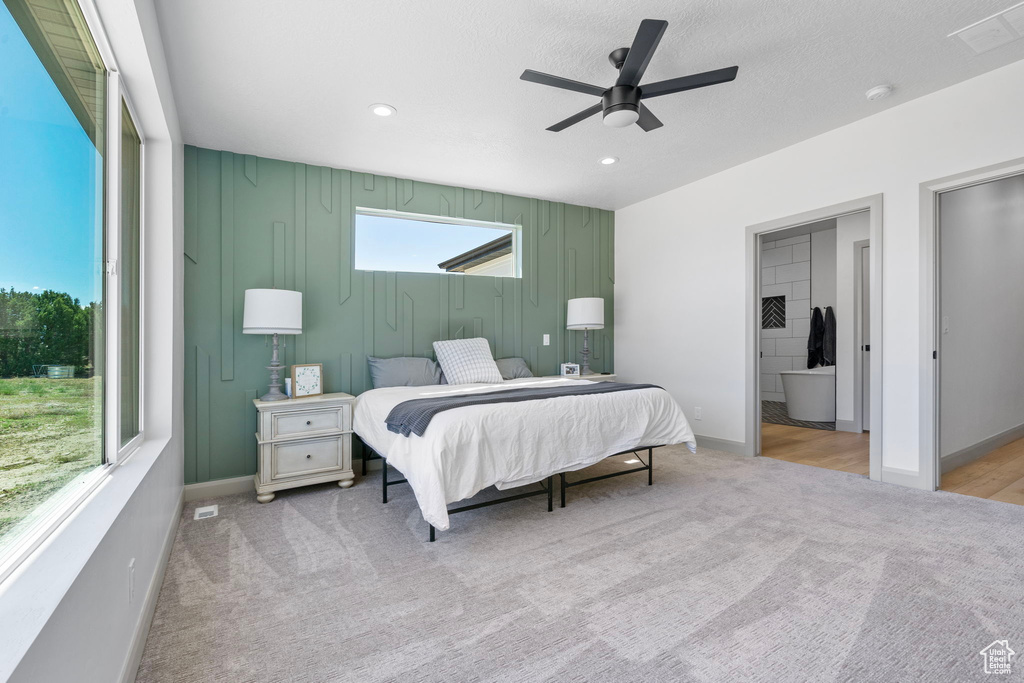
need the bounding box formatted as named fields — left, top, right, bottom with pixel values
left=603, top=106, right=639, bottom=128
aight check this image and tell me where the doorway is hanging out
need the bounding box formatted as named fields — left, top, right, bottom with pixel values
left=930, top=170, right=1024, bottom=504
left=746, top=196, right=883, bottom=481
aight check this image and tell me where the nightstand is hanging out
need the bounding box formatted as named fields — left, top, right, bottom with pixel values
left=253, top=392, right=355, bottom=503
left=541, top=373, right=618, bottom=382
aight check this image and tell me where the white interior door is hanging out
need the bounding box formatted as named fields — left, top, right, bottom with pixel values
left=861, top=245, right=871, bottom=431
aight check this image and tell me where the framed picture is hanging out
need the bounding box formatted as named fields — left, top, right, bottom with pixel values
left=560, top=362, right=580, bottom=377
left=291, top=363, right=323, bottom=398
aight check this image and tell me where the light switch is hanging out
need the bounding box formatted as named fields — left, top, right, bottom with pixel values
left=543, top=334, right=550, bottom=346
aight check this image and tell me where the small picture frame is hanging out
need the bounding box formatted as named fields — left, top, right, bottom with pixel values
left=560, top=362, right=580, bottom=377
left=290, top=363, right=323, bottom=398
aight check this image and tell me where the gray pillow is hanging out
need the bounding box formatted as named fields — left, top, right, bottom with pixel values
left=367, top=356, right=442, bottom=389
left=496, top=357, right=533, bottom=380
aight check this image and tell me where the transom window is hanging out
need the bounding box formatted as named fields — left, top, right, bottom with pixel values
left=354, top=208, right=521, bottom=278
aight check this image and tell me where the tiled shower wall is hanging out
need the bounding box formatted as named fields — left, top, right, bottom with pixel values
left=761, top=235, right=811, bottom=401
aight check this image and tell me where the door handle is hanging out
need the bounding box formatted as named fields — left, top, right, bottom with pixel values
left=863, top=344, right=870, bottom=351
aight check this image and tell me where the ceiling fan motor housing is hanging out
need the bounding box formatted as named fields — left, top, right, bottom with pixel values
left=602, top=84, right=640, bottom=127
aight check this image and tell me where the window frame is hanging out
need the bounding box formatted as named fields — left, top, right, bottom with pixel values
left=0, top=0, right=145, bottom=584
left=354, top=207, right=523, bottom=278
left=105, top=73, right=146, bottom=465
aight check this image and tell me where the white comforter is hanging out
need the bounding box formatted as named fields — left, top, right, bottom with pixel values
left=353, top=377, right=696, bottom=530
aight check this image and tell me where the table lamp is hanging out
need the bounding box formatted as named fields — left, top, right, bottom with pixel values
left=243, top=289, right=302, bottom=401
left=567, top=297, right=604, bottom=375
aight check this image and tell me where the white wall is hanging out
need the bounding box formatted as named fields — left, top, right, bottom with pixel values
left=615, top=59, right=1024, bottom=475
left=834, top=212, right=869, bottom=425
left=1, top=0, right=184, bottom=680
left=939, top=174, right=1024, bottom=459
left=810, top=228, right=836, bottom=312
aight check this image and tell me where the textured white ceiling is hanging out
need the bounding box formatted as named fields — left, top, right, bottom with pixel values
left=154, top=0, right=1024, bottom=210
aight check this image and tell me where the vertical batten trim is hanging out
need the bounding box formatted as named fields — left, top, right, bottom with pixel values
left=403, top=292, right=415, bottom=356
left=494, top=294, right=503, bottom=358
left=454, top=274, right=464, bottom=310
left=340, top=352, right=352, bottom=394
left=295, top=165, right=307, bottom=363
left=385, top=272, right=397, bottom=329
left=196, top=346, right=210, bottom=482
left=243, top=389, right=257, bottom=473
left=362, top=271, right=374, bottom=390
left=340, top=169, right=352, bottom=305
left=386, top=177, right=397, bottom=210
left=184, top=146, right=198, bottom=262
left=272, top=222, right=285, bottom=288
left=320, top=166, right=332, bottom=211
left=556, top=202, right=565, bottom=364
left=243, top=155, right=258, bottom=187
left=440, top=275, right=450, bottom=341
left=592, top=208, right=600, bottom=297
left=220, top=152, right=234, bottom=381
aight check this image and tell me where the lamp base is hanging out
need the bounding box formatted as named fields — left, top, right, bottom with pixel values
left=260, top=386, right=288, bottom=402
left=260, top=332, right=290, bottom=402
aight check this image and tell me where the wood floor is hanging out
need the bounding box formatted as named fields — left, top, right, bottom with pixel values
left=761, top=423, right=869, bottom=476
left=941, top=437, right=1024, bottom=505
left=762, top=423, right=1024, bottom=506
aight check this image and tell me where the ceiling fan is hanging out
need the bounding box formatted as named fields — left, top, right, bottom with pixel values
left=520, top=19, right=739, bottom=132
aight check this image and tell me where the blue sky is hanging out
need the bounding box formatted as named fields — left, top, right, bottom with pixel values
left=355, top=214, right=511, bottom=274
left=0, top=4, right=102, bottom=305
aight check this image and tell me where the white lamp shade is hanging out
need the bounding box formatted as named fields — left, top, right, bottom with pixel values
left=242, top=289, right=302, bottom=334
left=567, top=297, right=604, bottom=330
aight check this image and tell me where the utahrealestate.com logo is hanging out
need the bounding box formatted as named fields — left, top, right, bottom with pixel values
left=980, top=640, right=1015, bottom=675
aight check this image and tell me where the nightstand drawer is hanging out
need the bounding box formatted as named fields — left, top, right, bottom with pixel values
left=272, top=405, right=350, bottom=439
left=272, top=435, right=346, bottom=479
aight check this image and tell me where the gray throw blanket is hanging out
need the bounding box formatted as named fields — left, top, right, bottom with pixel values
left=385, top=382, right=661, bottom=437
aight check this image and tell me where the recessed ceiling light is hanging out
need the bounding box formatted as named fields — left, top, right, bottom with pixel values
left=600, top=156, right=618, bottom=165
left=369, top=103, right=396, bottom=117
left=865, top=85, right=893, bottom=102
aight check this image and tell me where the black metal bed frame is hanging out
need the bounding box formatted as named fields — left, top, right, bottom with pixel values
left=371, top=445, right=663, bottom=542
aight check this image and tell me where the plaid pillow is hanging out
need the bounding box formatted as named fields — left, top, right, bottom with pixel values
left=433, top=338, right=503, bottom=385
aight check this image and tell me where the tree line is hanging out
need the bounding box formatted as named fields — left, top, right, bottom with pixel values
left=0, top=289, right=99, bottom=378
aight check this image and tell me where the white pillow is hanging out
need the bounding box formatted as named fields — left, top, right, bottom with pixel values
left=432, top=338, right=503, bottom=385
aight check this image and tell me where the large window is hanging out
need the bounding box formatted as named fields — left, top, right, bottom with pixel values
left=355, top=209, right=521, bottom=277
left=0, top=0, right=143, bottom=577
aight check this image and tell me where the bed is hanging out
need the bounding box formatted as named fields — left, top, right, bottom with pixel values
left=353, top=376, right=696, bottom=538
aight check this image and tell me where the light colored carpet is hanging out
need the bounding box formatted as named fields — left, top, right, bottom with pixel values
left=137, top=447, right=1024, bottom=682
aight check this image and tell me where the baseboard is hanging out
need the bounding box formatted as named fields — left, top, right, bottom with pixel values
left=835, top=419, right=860, bottom=433
left=941, top=422, right=1024, bottom=474
left=119, top=487, right=183, bottom=683
left=694, top=434, right=747, bottom=455
left=184, top=475, right=253, bottom=502
left=881, top=466, right=931, bottom=490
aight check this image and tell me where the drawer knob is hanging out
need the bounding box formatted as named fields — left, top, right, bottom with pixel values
left=305, top=420, right=312, bottom=426
left=306, top=454, right=312, bottom=459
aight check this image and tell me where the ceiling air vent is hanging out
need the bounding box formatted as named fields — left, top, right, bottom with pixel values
left=950, top=3, right=1024, bottom=55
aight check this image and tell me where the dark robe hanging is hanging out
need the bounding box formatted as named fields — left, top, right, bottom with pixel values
left=807, top=307, right=824, bottom=368
left=823, top=306, right=837, bottom=366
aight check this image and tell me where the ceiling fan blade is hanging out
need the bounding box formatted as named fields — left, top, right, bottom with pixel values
left=546, top=103, right=603, bottom=132
left=616, top=19, right=668, bottom=87
left=521, top=69, right=606, bottom=97
left=635, top=104, right=663, bottom=132
left=640, top=66, right=739, bottom=99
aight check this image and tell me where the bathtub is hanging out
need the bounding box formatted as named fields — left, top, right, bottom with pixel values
left=779, top=365, right=835, bottom=422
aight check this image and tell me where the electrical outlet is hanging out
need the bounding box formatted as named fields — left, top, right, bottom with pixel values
left=694, top=407, right=702, bottom=420
left=128, top=558, right=136, bottom=604
left=543, top=334, right=550, bottom=346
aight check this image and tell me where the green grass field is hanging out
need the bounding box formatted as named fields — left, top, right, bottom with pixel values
left=0, top=377, right=102, bottom=538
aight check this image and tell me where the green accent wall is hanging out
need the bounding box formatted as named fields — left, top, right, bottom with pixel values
left=184, top=146, right=615, bottom=484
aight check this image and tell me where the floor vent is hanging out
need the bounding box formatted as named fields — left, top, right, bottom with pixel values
left=194, top=505, right=219, bottom=520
